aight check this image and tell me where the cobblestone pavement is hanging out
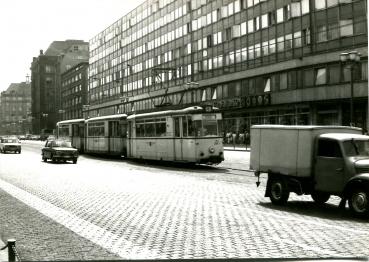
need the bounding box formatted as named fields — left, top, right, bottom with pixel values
left=0, top=142, right=368, bottom=260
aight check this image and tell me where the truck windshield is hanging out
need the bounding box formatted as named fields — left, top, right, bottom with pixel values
left=343, top=139, right=369, bottom=156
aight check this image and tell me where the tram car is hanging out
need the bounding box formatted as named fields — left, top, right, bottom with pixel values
left=127, top=106, right=224, bottom=164
left=56, top=119, right=85, bottom=153
left=85, top=114, right=128, bottom=156
left=56, top=106, right=224, bottom=164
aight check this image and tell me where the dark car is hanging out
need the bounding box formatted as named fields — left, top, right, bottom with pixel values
left=41, top=139, right=78, bottom=163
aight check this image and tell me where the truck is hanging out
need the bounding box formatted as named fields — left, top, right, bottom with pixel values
left=250, top=125, right=369, bottom=217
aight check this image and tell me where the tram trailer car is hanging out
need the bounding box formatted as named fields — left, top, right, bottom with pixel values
left=57, top=119, right=85, bottom=153
left=85, top=114, right=128, bottom=156
left=127, top=106, right=224, bottom=164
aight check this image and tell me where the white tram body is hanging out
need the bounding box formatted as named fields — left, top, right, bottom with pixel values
left=127, top=106, right=224, bottom=164
left=85, top=114, right=127, bottom=156
left=56, top=119, right=85, bottom=152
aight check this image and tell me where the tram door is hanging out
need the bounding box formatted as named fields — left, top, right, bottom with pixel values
left=173, top=117, right=183, bottom=161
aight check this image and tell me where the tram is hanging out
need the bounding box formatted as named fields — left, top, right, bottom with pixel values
left=56, top=106, right=224, bottom=164
left=56, top=119, right=85, bottom=153
left=127, top=106, right=224, bottom=164
left=85, top=114, right=127, bottom=156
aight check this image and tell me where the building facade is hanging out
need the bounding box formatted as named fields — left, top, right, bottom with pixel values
left=87, top=0, right=367, bottom=145
left=60, top=62, right=89, bottom=120
left=0, top=82, right=32, bottom=135
left=31, top=40, right=89, bottom=135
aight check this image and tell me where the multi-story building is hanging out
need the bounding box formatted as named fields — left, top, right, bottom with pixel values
left=0, top=81, right=31, bottom=135
left=31, top=40, right=89, bottom=135
left=60, top=62, right=89, bottom=120
left=87, top=0, right=367, bottom=144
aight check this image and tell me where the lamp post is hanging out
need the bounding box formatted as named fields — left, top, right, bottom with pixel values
left=340, top=51, right=361, bottom=127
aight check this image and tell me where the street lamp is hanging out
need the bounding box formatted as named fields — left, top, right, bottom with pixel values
left=340, top=51, right=361, bottom=127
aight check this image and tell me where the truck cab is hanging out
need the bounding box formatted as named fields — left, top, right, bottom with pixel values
left=251, top=125, right=369, bottom=217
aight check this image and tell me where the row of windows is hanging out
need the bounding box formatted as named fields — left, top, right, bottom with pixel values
left=90, top=59, right=367, bottom=113
left=62, top=85, right=82, bottom=98
left=62, top=73, right=83, bottom=87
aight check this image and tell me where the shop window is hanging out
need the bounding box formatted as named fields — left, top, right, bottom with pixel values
left=340, top=19, right=353, bottom=36
left=315, top=68, right=327, bottom=85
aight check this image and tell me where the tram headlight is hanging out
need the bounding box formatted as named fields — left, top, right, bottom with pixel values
left=209, top=146, right=215, bottom=153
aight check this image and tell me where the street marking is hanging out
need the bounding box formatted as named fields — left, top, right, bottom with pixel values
left=0, top=178, right=159, bottom=259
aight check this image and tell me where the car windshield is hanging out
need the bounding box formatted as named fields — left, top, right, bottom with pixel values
left=53, top=141, right=72, bottom=148
left=343, top=139, right=369, bottom=157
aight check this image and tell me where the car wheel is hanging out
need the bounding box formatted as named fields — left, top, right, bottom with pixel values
left=269, top=178, right=290, bottom=205
left=349, top=188, right=369, bottom=217
left=311, top=191, right=330, bottom=204
left=73, top=158, right=77, bottom=164
left=51, top=154, right=56, bottom=162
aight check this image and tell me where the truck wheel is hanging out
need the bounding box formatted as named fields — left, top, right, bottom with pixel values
left=270, top=178, right=290, bottom=205
left=349, top=189, right=369, bottom=217
left=311, top=191, right=330, bottom=204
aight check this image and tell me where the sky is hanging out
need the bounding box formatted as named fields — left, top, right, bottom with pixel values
left=0, top=0, right=144, bottom=92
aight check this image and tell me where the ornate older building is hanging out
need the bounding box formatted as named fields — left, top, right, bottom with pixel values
left=0, top=81, right=31, bottom=135
left=87, top=0, right=367, bottom=145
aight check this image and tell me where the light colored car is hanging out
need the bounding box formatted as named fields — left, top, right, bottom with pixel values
left=0, top=137, right=21, bottom=154
left=41, top=139, right=78, bottom=163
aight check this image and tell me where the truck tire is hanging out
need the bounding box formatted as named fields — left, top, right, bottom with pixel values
left=348, top=188, right=369, bottom=217
left=311, top=191, right=330, bottom=204
left=270, top=178, right=290, bottom=205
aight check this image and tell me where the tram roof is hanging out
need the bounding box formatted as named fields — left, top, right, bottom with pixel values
left=85, top=113, right=127, bottom=123
left=57, top=118, right=85, bottom=125
left=127, top=106, right=217, bottom=120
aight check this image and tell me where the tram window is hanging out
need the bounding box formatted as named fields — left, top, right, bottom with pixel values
left=188, top=117, right=196, bottom=136
left=155, top=122, right=166, bottom=136
left=203, top=119, right=218, bottom=136
left=193, top=120, right=202, bottom=137
left=136, top=123, right=144, bottom=137
left=72, top=125, right=79, bottom=136
left=174, top=118, right=180, bottom=137
left=88, top=122, right=104, bottom=137
left=182, top=118, right=188, bottom=137
left=145, top=122, right=155, bottom=137
left=59, top=126, right=69, bottom=137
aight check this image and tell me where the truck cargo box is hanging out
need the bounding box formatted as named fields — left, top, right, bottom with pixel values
left=250, top=125, right=361, bottom=177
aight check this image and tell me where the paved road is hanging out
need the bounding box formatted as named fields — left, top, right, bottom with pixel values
left=0, top=142, right=367, bottom=260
